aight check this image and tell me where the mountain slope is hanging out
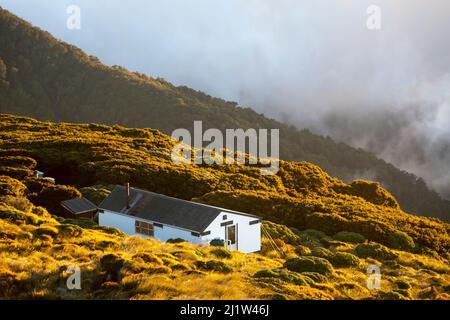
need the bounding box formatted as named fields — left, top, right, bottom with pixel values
left=0, top=7, right=448, bottom=221
left=0, top=113, right=448, bottom=257
left=0, top=114, right=449, bottom=300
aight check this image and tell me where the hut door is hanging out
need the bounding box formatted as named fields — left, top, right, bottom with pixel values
left=226, top=224, right=238, bottom=250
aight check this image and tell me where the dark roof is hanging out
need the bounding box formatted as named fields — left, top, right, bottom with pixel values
left=98, top=185, right=260, bottom=232
left=61, top=197, right=97, bottom=214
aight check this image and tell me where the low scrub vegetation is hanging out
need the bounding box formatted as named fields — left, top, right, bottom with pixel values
left=0, top=115, right=449, bottom=300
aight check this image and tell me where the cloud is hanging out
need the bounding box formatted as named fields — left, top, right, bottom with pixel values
left=1, top=0, right=450, bottom=197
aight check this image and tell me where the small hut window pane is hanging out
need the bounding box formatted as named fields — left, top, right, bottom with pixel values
left=135, top=220, right=154, bottom=236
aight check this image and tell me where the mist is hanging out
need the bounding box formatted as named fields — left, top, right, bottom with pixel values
left=1, top=0, right=449, bottom=198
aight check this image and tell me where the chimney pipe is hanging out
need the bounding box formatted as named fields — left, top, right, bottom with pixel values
left=125, top=182, right=131, bottom=209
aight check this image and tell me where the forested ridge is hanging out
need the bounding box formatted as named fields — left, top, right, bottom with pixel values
left=0, top=6, right=448, bottom=221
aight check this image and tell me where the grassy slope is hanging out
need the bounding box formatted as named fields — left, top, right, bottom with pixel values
left=0, top=114, right=449, bottom=300
left=1, top=201, right=449, bottom=300
left=0, top=6, right=448, bottom=221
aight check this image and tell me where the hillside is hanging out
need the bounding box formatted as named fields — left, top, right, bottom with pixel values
left=0, top=7, right=448, bottom=221
left=0, top=114, right=449, bottom=300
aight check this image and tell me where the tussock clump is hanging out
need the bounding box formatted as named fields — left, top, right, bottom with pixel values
left=145, top=266, right=172, bottom=274
left=355, top=242, right=399, bottom=261
left=209, top=247, right=232, bottom=259
left=1, top=195, right=33, bottom=212
left=395, top=279, right=412, bottom=290
left=132, top=252, right=163, bottom=265
left=0, top=269, right=29, bottom=298
left=92, top=225, right=125, bottom=237
left=195, top=260, right=232, bottom=273
left=0, top=204, right=39, bottom=225
left=333, top=231, right=366, bottom=244
left=284, top=257, right=334, bottom=276
left=99, top=254, right=127, bottom=282
left=394, top=289, right=412, bottom=299
left=34, top=225, right=59, bottom=239
left=170, top=250, right=199, bottom=262
left=377, top=290, right=408, bottom=300
left=171, top=263, right=191, bottom=271
left=301, top=272, right=328, bottom=283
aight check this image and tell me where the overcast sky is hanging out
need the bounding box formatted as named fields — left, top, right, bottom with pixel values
left=1, top=0, right=449, bottom=197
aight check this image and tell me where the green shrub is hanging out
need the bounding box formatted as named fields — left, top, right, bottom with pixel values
left=167, top=238, right=186, bottom=244
left=349, top=180, right=399, bottom=208
left=32, top=185, right=81, bottom=216
left=0, top=167, right=33, bottom=180
left=310, top=247, right=333, bottom=259
left=388, top=231, right=415, bottom=251
left=0, top=156, right=36, bottom=169
left=294, top=245, right=311, bottom=256
left=304, top=213, right=349, bottom=235
left=62, top=218, right=97, bottom=228
left=355, top=242, right=399, bottom=261
left=254, top=268, right=312, bottom=286
left=300, top=229, right=327, bottom=240
left=382, top=260, right=400, bottom=269
left=0, top=176, right=26, bottom=197
left=57, top=224, right=83, bottom=237
left=333, top=231, right=366, bottom=244
left=283, top=257, right=334, bottom=276
left=263, top=221, right=302, bottom=245
left=24, top=178, right=56, bottom=194
left=269, top=293, right=288, bottom=300
left=331, top=252, right=360, bottom=268
left=79, top=185, right=113, bottom=205
left=310, top=247, right=360, bottom=268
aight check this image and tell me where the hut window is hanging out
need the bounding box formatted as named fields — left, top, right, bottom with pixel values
left=135, top=220, right=154, bottom=236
